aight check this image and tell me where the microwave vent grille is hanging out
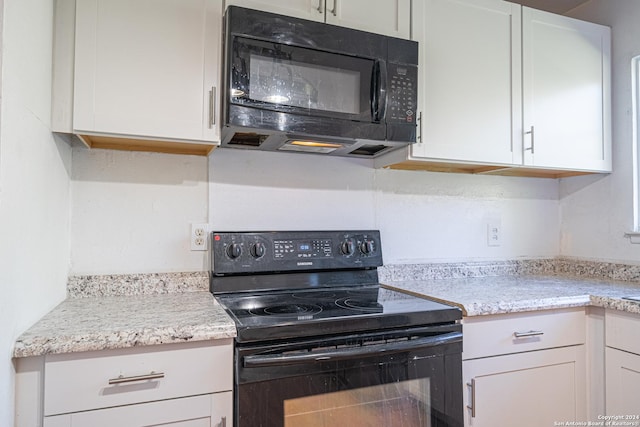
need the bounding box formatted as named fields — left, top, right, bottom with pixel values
left=228, top=132, right=268, bottom=147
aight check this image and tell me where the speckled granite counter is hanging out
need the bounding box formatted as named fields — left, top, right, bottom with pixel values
left=383, top=274, right=640, bottom=316
left=13, top=273, right=236, bottom=358
left=15, top=259, right=640, bottom=357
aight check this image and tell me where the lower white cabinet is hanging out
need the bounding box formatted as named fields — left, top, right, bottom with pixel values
left=605, top=347, right=640, bottom=414
left=462, top=309, right=587, bottom=427
left=605, top=309, right=640, bottom=414
left=32, top=340, right=233, bottom=427
left=43, top=392, right=230, bottom=427
left=464, top=345, right=586, bottom=426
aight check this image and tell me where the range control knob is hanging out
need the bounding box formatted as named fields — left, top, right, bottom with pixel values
left=226, top=243, right=242, bottom=259
left=340, top=239, right=355, bottom=256
left=250, top=242, right=265, bottom=259
left=359, top=239, right=376, bottom=255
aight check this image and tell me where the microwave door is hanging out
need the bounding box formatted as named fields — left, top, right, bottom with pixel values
left=230, top=37, right=375, bottom=123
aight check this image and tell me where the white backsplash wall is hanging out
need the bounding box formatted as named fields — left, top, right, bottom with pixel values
left=209, top=149, right=560, bottom=263
left=70, top=148, right=209, bottom=275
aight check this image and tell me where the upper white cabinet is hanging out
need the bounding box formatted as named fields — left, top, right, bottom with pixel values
left=53, top=0, right=223, bottom=156
left=377, top=0, right=612, bottom=177
left=224, top=0, right=411, bottom=39
left=410, top=0, right=521, bottom=166
left=522, top=7, right=611, bottom=171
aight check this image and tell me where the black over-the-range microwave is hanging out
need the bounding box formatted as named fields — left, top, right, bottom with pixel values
left=220, top=6, right=418, bottom=158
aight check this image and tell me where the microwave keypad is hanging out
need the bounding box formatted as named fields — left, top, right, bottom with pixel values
left=388, top=65, right=417, bottom=124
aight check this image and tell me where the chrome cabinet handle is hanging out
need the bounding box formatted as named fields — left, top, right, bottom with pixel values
left=513, top=330, right=544, bottom=338
left=316, top=0, right=323, bottom=13
left=330, top=0, right=337, bottom=16
left=466, top=379, right=476, bottom=418
left=108, top=371, right=165, bottom=385
left=209, top=86, right=216, bottom=128
left=524, top=125, right=535, bottom=153
left=417, top=111, right=423, bottom=143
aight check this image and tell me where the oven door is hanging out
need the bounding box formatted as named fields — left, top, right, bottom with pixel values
left=235, top=326, right=463, bottom=427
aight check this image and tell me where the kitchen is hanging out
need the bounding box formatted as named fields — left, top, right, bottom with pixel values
left=1, top=0, right=639, bottom=426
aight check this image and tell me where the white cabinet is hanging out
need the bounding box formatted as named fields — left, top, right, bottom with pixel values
left=53, top=0, right=223, bottom=156
left=605, top=310, right=640, bottom=414
left=463, top=309, right=587, bottom=427
left=44, top=393, right=231, bottom=427
left=223, top=0, right=324, bottom=22
left=410, top=0, right=521, bottom=166
left=376, top=0, right=611, bottom=178
left=40, top=340, right=233, bottom=427
left=224, top=0, right=411, bottom=39
left=605, top=347, right=640, bottom=415
left=522, top=8, right=611, bottom=171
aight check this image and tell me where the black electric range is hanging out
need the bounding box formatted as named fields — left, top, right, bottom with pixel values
left=210, top=230, right=464, bottom=427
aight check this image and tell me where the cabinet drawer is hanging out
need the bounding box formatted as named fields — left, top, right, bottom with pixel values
left=44, top=340, right=232, bottom=416
left=606, top=309, right=640, bottom=355
left=462, top=308, right=585, bottom=360
left=44, top=392, right=232, bottom=427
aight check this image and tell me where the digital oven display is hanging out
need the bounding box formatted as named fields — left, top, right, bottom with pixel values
left=274, top=239, right=332, bottom=259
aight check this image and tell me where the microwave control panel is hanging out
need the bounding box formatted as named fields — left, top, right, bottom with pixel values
left=387, top=64, right=418, bottom=124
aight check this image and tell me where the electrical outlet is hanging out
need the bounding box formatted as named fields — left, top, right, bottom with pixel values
left=191, top=223, right=209, bottom=251
left=487, top=223, right=501, bottom=247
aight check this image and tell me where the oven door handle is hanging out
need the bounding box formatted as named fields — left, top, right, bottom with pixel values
left=243, top=331, right=462, bottom=368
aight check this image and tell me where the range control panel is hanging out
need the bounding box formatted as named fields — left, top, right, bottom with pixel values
left=211, top=230, right=382, bottom=275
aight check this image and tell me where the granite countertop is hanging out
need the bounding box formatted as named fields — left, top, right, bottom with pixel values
left=13, top=273, right=237, bottom=358
left=15, top=260, right=640, bottom=358
left=383, top=274, right=640, bottom=316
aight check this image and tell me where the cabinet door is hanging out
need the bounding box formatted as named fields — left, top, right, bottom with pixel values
left=44, top=392, right=232, bottom=427
left=463, top=345, right=586, bottom=427
left=224, top=0, right=325, bottom=22
left=324, top=0, right=410, bottom=39
left=410, top=0, right=521, bottom=165
left=605, top=347, right=640, bottom=415
left=522, top=7, right=611, bottom=171
left=73, top=0, right=222, bottom=143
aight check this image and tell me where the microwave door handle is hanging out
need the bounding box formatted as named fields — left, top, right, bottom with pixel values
left=377, top=60, right=387, bottom=122
left=372, top=60, right=387, bottom=123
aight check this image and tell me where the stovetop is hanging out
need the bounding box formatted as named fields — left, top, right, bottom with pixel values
left=215, top=284, right=461, bottom=343
left=210, top=230, right=462, bottom=344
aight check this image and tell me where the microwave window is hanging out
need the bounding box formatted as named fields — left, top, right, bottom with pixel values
left=249, top=53, right=361, bottom=114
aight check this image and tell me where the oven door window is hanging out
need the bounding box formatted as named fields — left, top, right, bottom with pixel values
left=230, top=37, right=374, bottom=121
left=236, top=339, right=462, bottom=427
left=284, top=378, right=430, bottom=426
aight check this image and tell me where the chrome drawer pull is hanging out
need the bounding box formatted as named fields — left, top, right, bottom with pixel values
left=108, top=371, right=165, bottom=385
left=466, top=379, right=476, bottom=418
left=513, top=330, right=544, bottom=338
left=209, top=86, right=216, bottom=128
left=330, top=0, right=337, bottom=15
left=524, top=125, right=535, bottom=153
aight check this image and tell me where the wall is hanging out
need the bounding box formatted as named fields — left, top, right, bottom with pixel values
left=561, top=0, right=640, bottom=263
left=0, top=0, right=71, bottom=424
left=70, top=146, right=560, bottom=274
left=70, top=148, right=209, bottom=275
left=209, top=149, right=560, bottom=264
